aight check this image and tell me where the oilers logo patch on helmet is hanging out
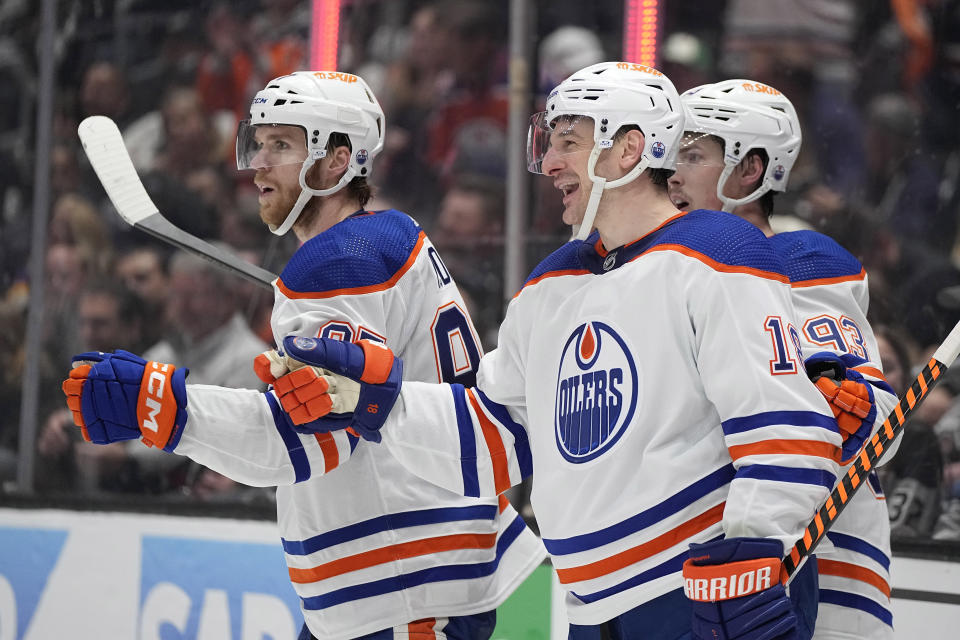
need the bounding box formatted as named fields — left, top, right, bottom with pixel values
left=652, top=141, right=666, bottom=158
left=555, top=321, right=639, bottom=463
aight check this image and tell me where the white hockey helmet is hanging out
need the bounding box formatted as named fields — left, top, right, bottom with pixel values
left=236, top=71, right=385, bottom=235
left=679, top=79, right=801, bottom=213
left=527, top=61, right=683, bottom=240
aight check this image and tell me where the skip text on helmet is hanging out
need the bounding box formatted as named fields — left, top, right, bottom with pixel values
left=615, top=62, right=664, bottom=77
left=312, top=71, right=359, bottom=83
left=741, top=82, right=782, bottom=96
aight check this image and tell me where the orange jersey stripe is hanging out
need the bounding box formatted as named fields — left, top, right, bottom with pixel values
left=594, top=211, right=690, bottom=257
left=727, top=439, right=840, bottom=463
left=555, top=502, right=725, bottom=584
left=498, top=494, right=510, bottom=513
left=277, top=232, right=426, bottom=299
left=514, top=268, right=592, bottom=298
left=852, top=365, right=886, bottom=381
left=818, top=558, right=890, bottom=598
left=288, top=532, right=497, bottom=583
left=788, top=268, right=867, bottom=288
left=639, top=244, right=791, bottom=283
left=313, top=432, right=339, bottom=474
left=408, top=618, right=437, bottom=635
left=466, top=389, right=512, bottom=494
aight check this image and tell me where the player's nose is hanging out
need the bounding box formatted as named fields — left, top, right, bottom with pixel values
left=541, top=147, right=563, bottom=175
left=249, top=149, right=270, bottom=170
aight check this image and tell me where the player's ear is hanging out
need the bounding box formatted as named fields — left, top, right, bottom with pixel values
left=618, top=129, right=644, bottom=169
left=737, top=152, right=765, bottom=186
left=328, top=145, right=351, bottom=174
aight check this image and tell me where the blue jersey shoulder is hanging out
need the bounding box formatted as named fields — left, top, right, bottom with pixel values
left=649, top=209, right=785, bottom=275
left=280, top=209, right=422, bottom=293
left=524, top=239, right=586, bottom=285
left=768, top=230, right=863, bottom=283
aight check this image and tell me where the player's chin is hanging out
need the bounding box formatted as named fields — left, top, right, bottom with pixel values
left=562, top=206, right=584, bottom=228
left=258, top=203, right=285, bottom=228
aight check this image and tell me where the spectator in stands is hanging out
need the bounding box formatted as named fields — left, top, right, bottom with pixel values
left=194, top=2, right=258, bottom=119
left=79, top=61, right=134, bottom=129
left=430, top=173, right=504, bottom=348
left=113, top=244, right=172, bottom=351
left=882, top=325, right=951, bottom=538
left=375, top=2, right=455, bottom=218
left=130, top=247, right=271, bottom=501
left=36, top=280, right=149, bottom=493
left=425, top=0, right=509, bottom=186
left=48, top=193, right=113, bottom=275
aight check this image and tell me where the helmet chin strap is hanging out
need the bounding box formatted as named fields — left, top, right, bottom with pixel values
left=269, top=159, right=358, bottom=236
left=571, top=145, right=651, bottom=241
left=716, top=163, right=773, bottom=214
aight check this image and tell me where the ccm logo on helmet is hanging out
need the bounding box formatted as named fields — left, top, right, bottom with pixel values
left=141, top=362, right=170, bottom=433
left=615, top=62, right=664, bottom=77
left=312, top=71, right=358, bottom=83
left=682, top=562, right=776, bottom=602
left=742, top=82, right=782, bottom=96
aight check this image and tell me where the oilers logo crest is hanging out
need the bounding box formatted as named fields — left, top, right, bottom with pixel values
left=555, top=321, right=639, bottom=463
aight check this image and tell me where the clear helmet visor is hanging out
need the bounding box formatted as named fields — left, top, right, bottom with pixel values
left=526, top=112, right=595, bottom=174
left=674, top=130, right=726, bottom=169
left=236, top=121, right=311, bottom=171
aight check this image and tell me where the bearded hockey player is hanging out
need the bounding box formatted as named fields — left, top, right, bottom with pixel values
left=63, top=71, right=545, bottom=640
left=260, top=62, right=844, bottom=640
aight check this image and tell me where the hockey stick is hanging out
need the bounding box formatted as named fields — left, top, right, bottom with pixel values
left=78, top=115, right=278, bottom=290
left=781, top=318, right=960, bottom=582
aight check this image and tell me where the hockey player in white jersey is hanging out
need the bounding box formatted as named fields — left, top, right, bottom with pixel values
left=62, top=71, right=545, bottom=640
left=257, top=62, right=845, bottom=640
left=670, top=79, right=900, bottom=639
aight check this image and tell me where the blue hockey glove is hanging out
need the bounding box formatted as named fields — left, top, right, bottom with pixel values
left=804, top=352, right=875, bottom=463
left=61, top=350, right=189, bottom=451
left=276, top=336, right=403, bottom=442
left=683, top=538, right=810, bottom=640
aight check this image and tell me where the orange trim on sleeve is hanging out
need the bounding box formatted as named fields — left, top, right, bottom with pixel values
left=288, top=532, right=497, bottom=583
left=818, top=558, right=890, bottom=598
left=498, top=494, right=511, bottom=513
left=466, top=388, right=513, bottom=495
left=277, top=232, right=426, bottom=299
left=408, top=618, right=438, bottom=635
left=639, top=244, right=791, bottom=283
left=789, top=268, right=867, bottom=288
left=852, top=365, right=886, bottom=382
left=727, top=439, right=841, bottom=464
left=555, top=502, right=725, bottom=584
left=314, top=432, right=339, bottom=474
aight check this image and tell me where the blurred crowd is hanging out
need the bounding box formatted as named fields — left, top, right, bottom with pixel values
left=0, top=0, right=959, bottom=543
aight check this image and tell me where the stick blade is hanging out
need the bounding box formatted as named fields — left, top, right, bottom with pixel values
left=78, top=115, right=158, bottom=225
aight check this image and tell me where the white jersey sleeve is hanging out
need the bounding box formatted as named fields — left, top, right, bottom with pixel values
left=382, top=310, right=534, bottom=498
left=175, top=385, right=358, bottom=486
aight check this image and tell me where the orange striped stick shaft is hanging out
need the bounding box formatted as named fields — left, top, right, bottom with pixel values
left=782, top=320, right=960, bottom=582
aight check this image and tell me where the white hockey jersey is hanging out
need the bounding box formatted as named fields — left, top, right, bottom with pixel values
left=377, top=210, right=843, bottom=625
left=771, top=230, right=898, bottom=639
left=172, top=210, right=545, bottom=639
